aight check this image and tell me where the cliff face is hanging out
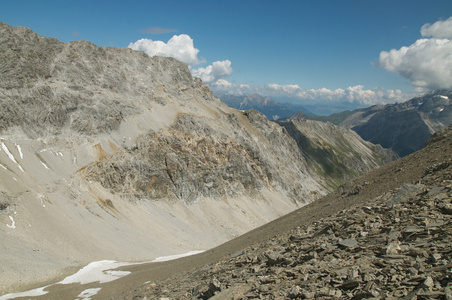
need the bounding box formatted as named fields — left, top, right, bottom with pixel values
left=81, top=111, right=318, bottom=204
left=0, top=22, right=393, bottom=293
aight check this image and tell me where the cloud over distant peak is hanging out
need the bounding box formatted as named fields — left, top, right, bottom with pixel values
left=378, top=17, right=452, bottom=90
left=212, top=81, right=415, bottom=106
left=128, top=34, right=234, bottom=84
left=191, top=60, right=233, bottom=84
left=140, top=27, right=178, bottom=34
left=128, top=34, right=204, bottom=67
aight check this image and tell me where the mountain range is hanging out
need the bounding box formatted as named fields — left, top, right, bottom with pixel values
left=219, top=90, right=452, bottom=158
left=292, top=90, right=452, bottom=157
left=217, top=93, right=312, bottom=120
left=0, top=22, right=394, bottom=294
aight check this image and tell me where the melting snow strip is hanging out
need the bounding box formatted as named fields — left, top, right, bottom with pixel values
left=0, top=286, right=50, bottom=300
left=15, top=144, right=23, bottom=159
left=152, top=250, right=205, bottom=262
left=58, top=260, right=133, bottom=285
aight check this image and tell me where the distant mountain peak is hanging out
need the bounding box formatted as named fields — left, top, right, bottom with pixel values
left=217, top=93, right=310, bottom=120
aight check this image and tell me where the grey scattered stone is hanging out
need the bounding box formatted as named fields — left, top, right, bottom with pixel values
left=338, top=239, right=358, bottom=248
left=386, top=183, right=424, bottom=207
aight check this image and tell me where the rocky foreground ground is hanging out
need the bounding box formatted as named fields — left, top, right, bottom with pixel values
left=109, top=127, right=452, bottom=299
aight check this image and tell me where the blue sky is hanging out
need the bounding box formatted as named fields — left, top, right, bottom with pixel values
left=2, top=0, right=452, bottom=109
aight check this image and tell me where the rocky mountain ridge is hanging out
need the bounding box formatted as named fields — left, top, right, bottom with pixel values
left=0, top=22, right=394, bottom=293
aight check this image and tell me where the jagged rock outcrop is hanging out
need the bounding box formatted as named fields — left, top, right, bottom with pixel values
left=81, top=112, right=319, bottom=203
left=0, top=22, right=394, bottom=294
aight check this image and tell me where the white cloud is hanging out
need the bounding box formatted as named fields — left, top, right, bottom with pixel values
left=421, top=17, right=452, bottom=38
left=128, top=34, right=204, bottom=67
left=191, top=60, right=233, bottom=84
left=212, top=81, right=417, bottom=106
left=212, top=79, right=252, bottom=95
left=129, top=35, right=234, bottom=84
left=378, top=17, right=452, bottom=90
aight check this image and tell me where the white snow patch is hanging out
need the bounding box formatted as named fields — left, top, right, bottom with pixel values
left=439, top=95, right=449, bottom=99
left=0, top=163, right=7, bottom=170
left=439, top=107, right=444, bottom=112
left=41, top=161, right=50, bottom=169
left=76, top=288, right=102, bottom=300
left=6, top=216, right=16, bottom=229
left=152, top=250, right=204, bottom=262
left=58, top=260, right=132, bottom=285
left=0, top=286, right=49, bottom=300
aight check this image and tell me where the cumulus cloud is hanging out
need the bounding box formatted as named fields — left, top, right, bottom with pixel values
left=421, top=17, right=452, bottom=38
left=378, top=17, right=452, bottom=90
left=128, top=34, right=204, bottom=67
left=140, top=27, right=178, bottom=34
left=211, top=81, right=417, bottom=106
left=191, top=60, right=233, bottom=84
left=213, top=79, right=253, bottom=95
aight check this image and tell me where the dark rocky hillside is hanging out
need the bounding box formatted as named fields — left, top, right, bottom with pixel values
left=350, top=91, right=452, bottom=157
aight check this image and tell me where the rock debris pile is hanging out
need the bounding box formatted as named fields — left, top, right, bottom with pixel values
left=127, top=127, right=452, bottom=300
